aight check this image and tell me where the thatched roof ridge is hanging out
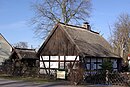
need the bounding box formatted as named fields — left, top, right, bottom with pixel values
left=11, top=47, right=38, bottom=60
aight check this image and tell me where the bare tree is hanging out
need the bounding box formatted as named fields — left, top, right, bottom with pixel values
left=110, top=13, right=130, bottom=62
left=32, top=0, right=92, bottom=38
left=13, top=42, right=28, bottom=48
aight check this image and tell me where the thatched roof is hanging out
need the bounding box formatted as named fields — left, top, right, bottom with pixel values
left=38, top=22, right=120, bottom=58
left=60, top=23, right=119, bottom=58
left=10, top=47, right=38, bottom=60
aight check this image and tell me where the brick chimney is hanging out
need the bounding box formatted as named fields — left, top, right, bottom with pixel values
left=82, top=22, right=91, bottom=30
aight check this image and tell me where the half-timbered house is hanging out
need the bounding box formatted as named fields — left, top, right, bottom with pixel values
left=37, top=22, right=122, bottom=76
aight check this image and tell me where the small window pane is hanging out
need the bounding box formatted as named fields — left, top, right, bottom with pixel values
left=86, top=58, right=90, bottom=62
left=86, top=64, right=90, bottom=70
left=60, top=62, right=64, bottom=69
left=91, top=58, right=96, bottom=62
left=91, top=63, right=96, bottom=70
left=98, top=58, right=102, bottom=62
left=97, top=64, right=101, bottom=69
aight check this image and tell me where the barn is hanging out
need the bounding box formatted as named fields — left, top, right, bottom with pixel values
left=37, top=22, right=122, bottom=77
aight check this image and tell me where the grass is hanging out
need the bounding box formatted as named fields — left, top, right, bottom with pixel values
left=0, top=74, right=55, bottom=83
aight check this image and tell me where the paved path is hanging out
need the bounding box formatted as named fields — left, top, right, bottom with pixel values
left=0, top=79, right=43, bottom=87
left=0, top=79, right=72, bottom=87
left=0, top=79, right=126, bottom=87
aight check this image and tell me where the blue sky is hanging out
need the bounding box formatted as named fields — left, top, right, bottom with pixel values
left=90, top=0, right=130, bottom=39
left=0, top=0, right=130, bottom=48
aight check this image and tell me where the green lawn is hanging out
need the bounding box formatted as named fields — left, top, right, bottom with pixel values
left=0, top=74, right=55, bottom=83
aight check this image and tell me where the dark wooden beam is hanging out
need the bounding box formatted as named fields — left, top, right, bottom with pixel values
left=49, top=56, right=50, bottom=75
left=96, top=58, right=98, bottom=70
left=41, top=56, right=48, bottom=74
left=58, top=56, right=60, bottom=69
left=90, top=58, right=91, bottom=74
left=40, top=60, right=79, bottom=62
left=40, top=68, right=66, bottom=70
left=83, top=57, right=87, bottom=70
left=72, top=56, right=78, bottom=68
left=64, top=56, right=66, bottom=69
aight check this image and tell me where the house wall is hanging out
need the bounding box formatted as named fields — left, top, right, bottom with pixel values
left=40, top=27, right=78, bottom=56
left=0, top=35, right=12, bottom=65
left=40, top=56, right=79, bottom=74
left=85, top=58, right=102, bottom=71
left=84, top=57, right=119, bottom=72
left=40, top=56, right=120, bottom=74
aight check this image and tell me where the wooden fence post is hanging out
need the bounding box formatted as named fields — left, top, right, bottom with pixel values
left=106, top=70, right=109, bottom=84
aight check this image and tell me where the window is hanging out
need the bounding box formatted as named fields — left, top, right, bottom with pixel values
left=91, top=58, right=96, bottom=70
left=60, top=62, right=64, bottom=69
left=97, top=58, right=102, bottom=69
left=86, top=64, right=90, bottom=70
left=111, top=59, right=117, bottom=68
left=86, top=58, right=90, bottom=62
left=91, top=62, right=96, bottom=70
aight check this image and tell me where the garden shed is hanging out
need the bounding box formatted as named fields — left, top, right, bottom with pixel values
left=9, top=47, right=39, bottom=76
left=37, top=22, right=122, bottom=77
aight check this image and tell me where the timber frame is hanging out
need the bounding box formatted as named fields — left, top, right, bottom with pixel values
left=37, top=22, right=122, bottom=76
left=40, top=56, right=79, bottom=75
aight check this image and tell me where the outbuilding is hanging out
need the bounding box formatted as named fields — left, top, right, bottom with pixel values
left=9, top=47, right=39, bottom=76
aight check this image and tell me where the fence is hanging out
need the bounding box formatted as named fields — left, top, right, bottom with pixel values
left=84, top=70, right=130, bottom=87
